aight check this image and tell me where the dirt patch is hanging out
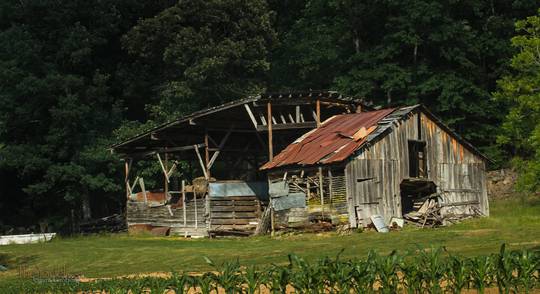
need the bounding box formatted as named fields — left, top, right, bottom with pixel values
left=487, top=169, right=517, bottom=199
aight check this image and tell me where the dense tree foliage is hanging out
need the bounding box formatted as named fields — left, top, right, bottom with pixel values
left=495, top=9, right=540, bottom=191
left=0, top=0, right=539, bottom=231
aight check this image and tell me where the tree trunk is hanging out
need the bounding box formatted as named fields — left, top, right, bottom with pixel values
left=81, top=193, right=92, bottom=220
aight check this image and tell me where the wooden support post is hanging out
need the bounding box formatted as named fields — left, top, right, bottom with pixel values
left=319, top=167, right=324, bottom=218
left=182, top=180, right=186, bottom=227
left=164, top=152, right=169, bottom=200
left=295, top=105, right=300, bottom=123
left=306, top=177, right=310, bottom=199
left=194, top=145, right=209, bottom=179
left=328, top=169, right=333, bottom=208
left=267, top=102, right=273, bottom=161
left=194, top=192, right=198, bottom=229
left=139, top=178, right=147, bottom=204
left=204, top=131, right=210, bottom=178
left=124, top=159, right=132, bottom=199
left=270, top=207, right=275, bottom=236
left=316, top=99, right=321, bottom=127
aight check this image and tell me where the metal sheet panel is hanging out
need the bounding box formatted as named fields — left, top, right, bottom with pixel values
left=271, top=193, right=307, bottom=211
left=209, top=181, right=268, bottom=199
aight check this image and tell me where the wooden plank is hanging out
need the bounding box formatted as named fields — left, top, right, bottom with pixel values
left=211, top=212, right=258, bottom=219
left=210, top=219, right=252, bottom=225
left=210, top=196, right=258, bottom=201
left=211, top=206, right=257, bottom=212
left=210, top=200, right=258, bottom=206
left=244, top=104, right=258, bottom=128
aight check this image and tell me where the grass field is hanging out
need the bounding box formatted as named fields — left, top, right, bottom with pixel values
left=1, top=196, right=539, bottom=279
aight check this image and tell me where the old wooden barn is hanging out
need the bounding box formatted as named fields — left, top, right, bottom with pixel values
left=262, top=104, right=490, bottom=230
left=111, top=91, right=489, bottom=236
left=110, top=91, right=363, bottom=237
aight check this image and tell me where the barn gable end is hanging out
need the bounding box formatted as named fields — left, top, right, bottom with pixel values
left=346, top=107, right=489, bottom=227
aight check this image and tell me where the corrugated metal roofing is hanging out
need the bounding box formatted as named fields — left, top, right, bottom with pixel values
left=261, top=108, right=396, bottom=170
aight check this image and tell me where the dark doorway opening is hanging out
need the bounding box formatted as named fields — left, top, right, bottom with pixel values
left=400, top=179, right=437, bottom=216
left=408, top=140, right=427, bottom=178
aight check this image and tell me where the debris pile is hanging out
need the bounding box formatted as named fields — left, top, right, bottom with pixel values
left=79, top=214, right=127, bottom=234
left=403, top=197, right=482, bottom=228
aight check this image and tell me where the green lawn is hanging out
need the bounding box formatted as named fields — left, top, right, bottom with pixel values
left=1, top=196, right=539, bottom=279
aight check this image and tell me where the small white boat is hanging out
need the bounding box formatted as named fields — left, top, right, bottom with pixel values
left=0, top=233, right=56, bottom=245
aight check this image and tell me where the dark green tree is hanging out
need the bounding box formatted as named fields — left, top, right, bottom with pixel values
left=495, top=10, right=540, bottom=191
left=122, top=0, right=277, bottom=121
left=269, top=0, right=540, bottom=162
left=0, top=0, right=170, bottom=229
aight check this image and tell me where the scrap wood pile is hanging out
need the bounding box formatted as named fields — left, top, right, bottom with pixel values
left=79, top=214, right=127, bottom=234
left=403, top=196, right=481, bottom=228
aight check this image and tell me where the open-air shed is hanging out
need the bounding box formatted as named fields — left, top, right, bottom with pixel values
left=261, top=105, right=490, bottom=229
left=110, top=91, right=364, bottom=236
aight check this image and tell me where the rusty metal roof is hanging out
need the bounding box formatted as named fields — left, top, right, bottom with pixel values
left=261, top=108, right=396, bottom=169
left=261, top=104, right=491, bottom=170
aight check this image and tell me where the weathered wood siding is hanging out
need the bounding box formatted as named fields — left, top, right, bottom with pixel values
left=127, top=198, right=206, bottom=229
left=346, top=111, right=489, bottom=227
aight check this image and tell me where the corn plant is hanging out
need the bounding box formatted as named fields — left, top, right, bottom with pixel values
left=400, top=255, right=423, bottom=294
left=321, top=251, right=354, bottom=293
left=513, top=249, right=539, bottom=293
left=287, top=254, right=326, bottom=294
left=494, top=244, right=516, bottom=293
left=373, top=250, right=401, bottom=294
left=169, top=271, right=192, bottom=294
left=470, top=255, right=494, bottom=294
left=204, top=257, right=242, bottom=294
left=417, top=246, right=447, bottom=293
left=242, top=265, right=265, bottom=294
left=191, top=272, right=217, bottom=294
left=445, top=255, right=470, bottom=294
left=264, top=264, right=291, bottom=294
left=350, top=257, right=376, bottom=293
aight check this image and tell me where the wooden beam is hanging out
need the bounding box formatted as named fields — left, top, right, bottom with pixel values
left=207, top=127, right=233, bottom=169
left=259, top=112, right=267, bottom=126
left=267, top=102, right=273, bottom=161
left=256, top=121, right=317, bottom=132
left=194, top=145, right=209, bottom=179
left=244, top=104, right=258, bottom=128
left=295, top=106, right=300, bottom=123
left=279, top=113, right=287, bottom=124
